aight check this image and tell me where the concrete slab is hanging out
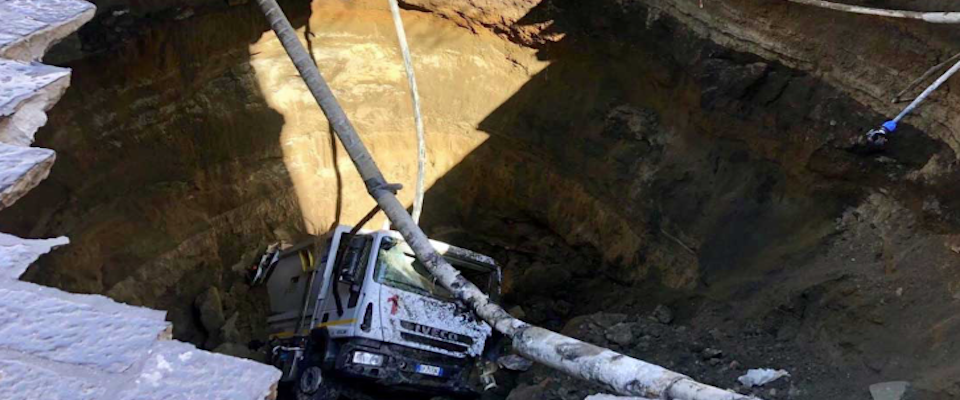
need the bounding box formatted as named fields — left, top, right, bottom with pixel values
left=0, top=143, right=55, bottom=209
left=119, top=340, right=281, bottom=400
left=0, top=60, right=71, bottom=146
left=0, top=232, right=68, bottom=280
left=0, top=0, right=95, bottom=61
left=0, top=359, right=108, bottom=400
left=0, top=283, right=170, bottom=373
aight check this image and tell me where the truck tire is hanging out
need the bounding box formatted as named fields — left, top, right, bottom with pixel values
left=296, top=366, right=339, bottom=400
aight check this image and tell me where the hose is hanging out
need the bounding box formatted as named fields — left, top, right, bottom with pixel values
left=893, top=57, right=960, bottom=125
left=387, top=0, right=427, bottom=225
left=893, top=52, right=960, bottom=103
left=866, top=55, right=960, bottom=145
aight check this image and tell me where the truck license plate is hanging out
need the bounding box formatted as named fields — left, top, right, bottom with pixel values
left=416, top=364, right=443, bottom=377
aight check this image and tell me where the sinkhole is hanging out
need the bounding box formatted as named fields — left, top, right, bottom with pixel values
left=6, top=0, right=960, bottom=399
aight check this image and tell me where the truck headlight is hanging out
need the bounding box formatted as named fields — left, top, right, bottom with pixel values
left=352, top=351, right=384, bottom=366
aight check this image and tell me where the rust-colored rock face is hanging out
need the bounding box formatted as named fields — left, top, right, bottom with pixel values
left=5, top=0, right=960, bottom=397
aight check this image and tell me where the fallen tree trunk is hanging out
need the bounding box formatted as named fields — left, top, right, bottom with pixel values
left=253, top=1, right=756, bottom=399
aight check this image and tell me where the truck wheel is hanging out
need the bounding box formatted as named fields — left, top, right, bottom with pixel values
left=296, top=366, right=338, bottom=400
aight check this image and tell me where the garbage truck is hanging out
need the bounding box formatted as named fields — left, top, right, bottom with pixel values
left=257, top=225, right=502, bottom=399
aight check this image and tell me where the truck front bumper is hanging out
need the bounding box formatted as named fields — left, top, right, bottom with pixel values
left=334, top=339, right=476, bottom=396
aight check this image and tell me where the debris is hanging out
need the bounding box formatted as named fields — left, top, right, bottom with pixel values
left=737, top=368, right=790, bottom=388
left=869, top=381, right=909, bottom=400
left=651, top=304, right=674, bottom=324
left=788, top=385, right=801, bottom=398
left=480, top=360, right=498, bottom=390
left=605, top=323, right=635, bottom=347
left=499, top=354, right=534, bottom=371
left=862, top=353, right=888, bottom=373
left=701, top=348, right=724, bottom=360
left=592, top=313, right=627, bottom=328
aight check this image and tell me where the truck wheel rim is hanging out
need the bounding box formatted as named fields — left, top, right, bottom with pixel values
left=299, top=366, right=323, bottom=394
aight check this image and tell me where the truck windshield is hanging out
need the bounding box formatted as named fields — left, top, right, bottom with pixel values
left=375, top=244, right=453, bottom=300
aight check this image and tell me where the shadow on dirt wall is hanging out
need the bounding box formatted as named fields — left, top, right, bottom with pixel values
left=0, top=0, right=314, bottom=349
left=418, top=0, right=945, bottom=304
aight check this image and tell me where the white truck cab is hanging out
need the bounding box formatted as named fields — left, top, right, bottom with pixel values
left=261, top=225, right=501, bottom=399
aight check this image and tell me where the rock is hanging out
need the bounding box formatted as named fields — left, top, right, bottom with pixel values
left=561, top=315, right=594, bottom=337
left=708, top=328, right=724, bottom=340
left=738, top=368, right=790, bottom=388
left=508, top=305, right=527, bottom=320
left=788, top=385, right=801, bottom=398
left=605, top=323, right=635, bottom=347
left=0, top=233, right=69, bottom=281
left=945, top=235, right=960, bottom=254
left=0, top=144, right=57, bottom=210
left=220, top=312, right=242, bottom=344
left=863, top=353, right=889, bottom=373
left=195, top=287, right=225, bottom=335
left=702, top=348, right=724, bottom=360
left=498, top=354, right=534, bottom=371
left=869, top=381, right=909, bottom=400
left=592, top=313, right=627, bottom=329
left=651, top=305, right=674, bottom=324
left=641, top=322, right=665, bottom=338
left=506, top=384, right=547, bottom=400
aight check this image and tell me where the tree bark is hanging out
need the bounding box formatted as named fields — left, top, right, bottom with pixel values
left=253, top=1, right=756, bottom=398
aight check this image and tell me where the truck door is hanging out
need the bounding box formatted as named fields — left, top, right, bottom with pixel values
left=316, top=232, right=373, bottom=337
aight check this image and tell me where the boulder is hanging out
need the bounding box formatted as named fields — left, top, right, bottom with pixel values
left=605, top=323, right=635, bottom=347
left=195, top=287, right=226, bottom=335
left=869, top=381, right=910, bottom=400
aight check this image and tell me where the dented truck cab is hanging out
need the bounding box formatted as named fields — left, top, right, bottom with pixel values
left=264, top=225, right=501, bottom=398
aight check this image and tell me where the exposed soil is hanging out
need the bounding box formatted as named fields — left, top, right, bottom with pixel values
left=6, top=0, right=960, bottom=399
left=435, top=204, right=960, bottom=399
